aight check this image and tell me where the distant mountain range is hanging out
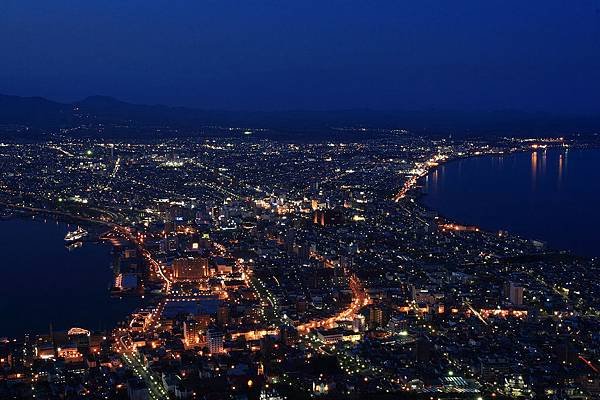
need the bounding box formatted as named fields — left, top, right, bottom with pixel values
left=1, top=93, right=600, bottom=139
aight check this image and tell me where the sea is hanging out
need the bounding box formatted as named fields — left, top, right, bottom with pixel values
left=422, top=147, right=600, bottom=258
left=0, top=217, right=140, bottom=338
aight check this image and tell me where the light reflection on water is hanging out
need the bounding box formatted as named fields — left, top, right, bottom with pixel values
left=423, top=148, right=600, bottom=258
left=0, top=218, right=141, bottom=338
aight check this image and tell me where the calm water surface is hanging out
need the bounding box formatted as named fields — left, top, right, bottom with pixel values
left=0, top=217, right=140, bottom=338
left=423, top=148, right=600, bottom=258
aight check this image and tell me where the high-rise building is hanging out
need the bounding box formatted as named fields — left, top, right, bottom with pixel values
left=207, top=328, right=224, bottom=354
left=509, top=283, right=524, bottom=306
left=284, top=229, right=296, bottom=251
left=280, top=325, right=299, bottom=346
left=183, top=320, right=202, bottom=346
left=386, top=316, right=408, bottom=334
left=352, top=314, right=366, bottom=333
left=415, top=338, right=433, bottom=363
left=313, top=209, right=343, bottom=226
left=216, top=304, right=230, bottom=327
left=173, top=257, right=209, bottom=280
left=479, top=357, right=510, bottom=381
left=127, top=378, right=149, bottom=400
left=369, top=306, right=383, bottom=328
left=502, top=281, right=511, bottom=300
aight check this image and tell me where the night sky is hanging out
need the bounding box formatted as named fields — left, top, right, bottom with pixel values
left=1, top=0, right=599, bottom=112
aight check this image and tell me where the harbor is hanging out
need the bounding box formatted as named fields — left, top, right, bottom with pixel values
left=0, top=216, right=141, bottom=338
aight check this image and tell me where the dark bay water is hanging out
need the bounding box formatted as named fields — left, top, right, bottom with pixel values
left=0, top=217, right=139, bottom=338
left=423, top=148, right=600, bottom=258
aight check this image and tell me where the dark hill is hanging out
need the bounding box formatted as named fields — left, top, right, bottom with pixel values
left=1, top=93, right=600, bottom=138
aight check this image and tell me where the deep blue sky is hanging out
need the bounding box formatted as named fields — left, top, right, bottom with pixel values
left=1, top=0, right=599, bottom=112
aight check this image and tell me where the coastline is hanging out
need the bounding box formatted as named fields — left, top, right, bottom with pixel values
left=0, top=202, right=117, bottom=229
left=409, top=144, right=599, bottom=260
left=2, top=142, right=596, bottom=340
left=0, top=215, right=138, bottom=339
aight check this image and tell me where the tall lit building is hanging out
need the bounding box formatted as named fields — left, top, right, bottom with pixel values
left=207, top=328, right=224, bottom=354
left=369, top=306, right=383, bottom=328
left=183, top=320, right=202, bottom=346
left=352, top=314, right=366, bottom=333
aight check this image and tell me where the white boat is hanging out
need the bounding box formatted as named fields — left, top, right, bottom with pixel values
left=65, top=226, right=88, bottom=242
left=65, top=241, right=83, bottom=251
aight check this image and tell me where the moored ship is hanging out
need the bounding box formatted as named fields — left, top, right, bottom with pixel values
left=64, top=226, right=88, bottom=242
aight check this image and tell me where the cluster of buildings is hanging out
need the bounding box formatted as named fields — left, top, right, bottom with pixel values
left=0, top=132, right=599, bottom=399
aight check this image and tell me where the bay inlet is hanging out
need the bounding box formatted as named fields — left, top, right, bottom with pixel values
left=423, top=147, right=600, bottom=258
left=0, top=217, right=140, bottom=338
